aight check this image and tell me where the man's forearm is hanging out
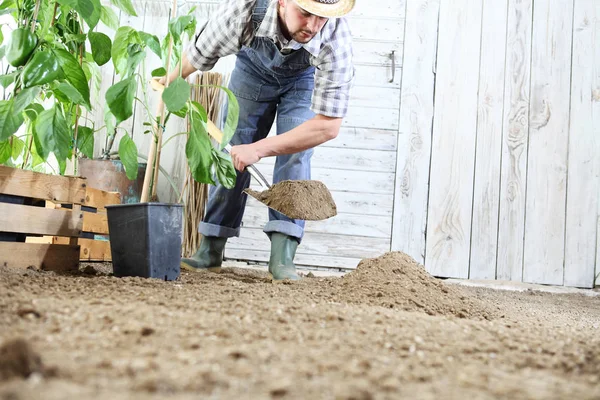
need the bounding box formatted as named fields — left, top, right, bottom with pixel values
left=163, top=52, right=197, bottom=84
left=254, top=115, right=342, bottom=157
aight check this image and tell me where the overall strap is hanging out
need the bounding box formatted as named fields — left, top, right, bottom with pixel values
left=251, top=0, right=270, bottom=32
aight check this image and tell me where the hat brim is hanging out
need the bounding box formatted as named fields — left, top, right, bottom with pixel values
left=293, top=0, right=355, bottom=18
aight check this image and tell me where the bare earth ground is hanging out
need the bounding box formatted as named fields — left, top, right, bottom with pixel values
left=0, top=252, right=599, bottom=400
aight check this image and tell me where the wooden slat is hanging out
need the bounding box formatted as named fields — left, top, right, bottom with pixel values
left=391, top=0, right=440, bottom=264
left=84, top=187, right=120, bottom=210
left=350, top=0, right=406, bottom=20
left=0, top=165, right=87, bottom=204
left=53, top=237, right=111, bottom=262
left=352, top=40, right=404, bottom=68
left=225, top=248, right=360, bottom=270
left=241, top=204, right=392, bottom=239
left=227, top=228, right=390, bottom=260
left=353, top=65, right=402, bottom=89
left=258, top=147, right=396, bottom=173
left=496, top=0, right=533, bottom=282
left=347, top=17, right=404, bottom=42
left=82, top=212, right=109, bottom=235
left=468, top=0, right=509, bottom=280
left=253, top=164, right=395, bottom=195
left=0, top=203, right=83, bottom=237
left=523, top=0, right=574, bottom=285
left=267, top=126, right=398, bottom=151
left=564, top=1, right=600, bottom=288
left=0, top=242, right=79, bottom=271
left=424, top=0, right=483, bottom=278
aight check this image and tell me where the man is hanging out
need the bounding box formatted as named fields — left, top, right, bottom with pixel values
left=163, top=0, right=355, bottom=281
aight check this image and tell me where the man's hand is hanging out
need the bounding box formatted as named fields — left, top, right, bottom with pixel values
left=230, top=144, right=261, bottom=172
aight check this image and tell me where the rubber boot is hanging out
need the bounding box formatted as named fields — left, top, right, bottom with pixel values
left=181, top=236, right=227, bottom=273
left=268, top=233, right=300, bottom=281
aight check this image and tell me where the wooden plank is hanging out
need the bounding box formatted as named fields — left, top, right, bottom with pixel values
left=245, top=182, right=394, bottom=216
left=82, top=212, right=109, bottom=235
left=258, top=147, right=396, bottom=173
left=352, top=40, right=404, bottom=68
left=0, top=203, right=83, bottom=237
left=353, top=65, right=402, bottom=89
left=350, top=0, right=405, bottom=19
left=84, top=187, right=121, bottom=210
left=252, top=164, right=395, bottom=195
left=227, top=228, right=390, bottom=260
left=0, top=242, right=79, bottom=272
left=324, top=127, right=397, bottom=151
left=52, top=237, right=112, bottom=261
left=225, top=248, right=360, bottom=270
left=564, top=1, right=600, bottom=288
left=347, top=17, right=404, bottom=42
left=348, top=86, right=400, bottom=110
left=496, top=0, right=533, bottom=282
left=424, top=0, right=483, bottom=278
left=523, top=0, right=574, bottom=285
left=0, top=165, right=87, bottom=204
left=468, top=0, right=509, bottom=280
left=391, top=0, right=440, bottom=264
left=342, top=104, right=399, bottom=130
left=241, top=204, right=392, bottom=239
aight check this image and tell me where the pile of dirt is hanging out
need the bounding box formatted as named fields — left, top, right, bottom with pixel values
left=0, top=338, right=44, bottom=381
left=245, top=180, right=336, bottom=221
left=334, top=252, right=496, bottom=320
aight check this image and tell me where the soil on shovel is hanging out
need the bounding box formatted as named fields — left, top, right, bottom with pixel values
left=245, top=180, right=337, bottom=220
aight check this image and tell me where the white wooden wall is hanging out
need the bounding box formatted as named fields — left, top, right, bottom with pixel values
left=394, top=0, right=600, bottom=288
left=90, top=0, right=599, bottom=288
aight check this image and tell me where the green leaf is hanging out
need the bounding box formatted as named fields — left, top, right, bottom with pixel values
left=162, top=77, right=190, bottom=113
left=57, top=0, right=101, bottom=29
left=23, top=103, right=45, bottom=121
left=168, top=15, right=194, bottom=45
left=0, top=140, right=11, bottom=164
left=0, top=25, right=3, bottom=45
left=0, top=100, right=25, bottom=141
left=105, top=109, right=116, bottom=136
left=109, top=0, right=137, bottom=17
left=0, top=71, right=19, bottom=88
left=53, top=81, right=85, bottom=105
left=76, top=126, right=94, bottom=159
left=172, top=102, right=189, bottom=118
left=186, top=107, right=214, bottom=185
left=14, top=87, right=41, bottom=113
left=88, top=31, right=112, bottom=66
left=100, top=6, right=119, bottom=30
left=118, top=134, right=138, bottom=179
left=0, top=7, right=14, bottom=15
left=219, top=86, right=239, bottom=150
left=125, top=46, right=145, bottom=77
left=53, top=49, right=91, bottom=109
left=112, top=26, right=141, bottom=75
left=139, top=31, right=161, bottom=58
left=0, top=45, right=5, bottom=59
left=106, top=76, right=136, bottom=124
left=151, top=67, right=166, bottom=77
left=11, top=136, right=25, bottom=159
left=191, top=101, right=208, bottom=122
left=211, top=148, right=236, bottom=189
left=35, top=105, right=71, bottom=162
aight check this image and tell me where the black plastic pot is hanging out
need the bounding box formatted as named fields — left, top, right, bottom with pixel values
left=106, top=203, right=183, bottom=281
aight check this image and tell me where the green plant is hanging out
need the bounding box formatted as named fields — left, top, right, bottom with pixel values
left=0, top=0, right=138, bottom=173
left=101, top=9, right=239, bottom=195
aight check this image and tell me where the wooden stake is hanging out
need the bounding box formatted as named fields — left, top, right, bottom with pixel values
left=141, top=0, right=178, bottom=203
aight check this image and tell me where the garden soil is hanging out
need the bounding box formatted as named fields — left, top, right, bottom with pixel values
left=245, top=180, right=337, bottom=220
left=1, top=252, right=599, bottom=399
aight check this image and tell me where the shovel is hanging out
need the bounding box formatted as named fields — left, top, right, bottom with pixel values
left=151, top=79, right=337, bottom=221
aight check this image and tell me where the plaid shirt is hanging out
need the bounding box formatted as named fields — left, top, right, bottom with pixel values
left=186, top=0, right=354, bottom=118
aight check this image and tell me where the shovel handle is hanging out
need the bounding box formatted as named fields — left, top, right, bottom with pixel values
left=152, top=78, right=270, bottom=190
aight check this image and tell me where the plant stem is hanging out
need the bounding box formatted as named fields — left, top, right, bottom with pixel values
left=161, top=131, right=187, bottom=149
left=21, top=130, right=34, bottom=169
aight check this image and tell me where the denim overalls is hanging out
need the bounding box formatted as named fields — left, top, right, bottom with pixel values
left=198, top=0, right=316, bottom=242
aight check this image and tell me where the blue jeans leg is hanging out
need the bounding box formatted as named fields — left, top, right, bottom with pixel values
left=199, top=65, right=277, bottom=238
left=263, top=74, right=316, bottom=242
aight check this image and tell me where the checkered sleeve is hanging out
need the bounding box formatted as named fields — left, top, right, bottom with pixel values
left=311, top=18, right=355, bottom=118
left=186, top=0, right=256, bottom=71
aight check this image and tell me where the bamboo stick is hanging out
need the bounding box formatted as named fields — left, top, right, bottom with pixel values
left=141, top=0, right=178, bottom=203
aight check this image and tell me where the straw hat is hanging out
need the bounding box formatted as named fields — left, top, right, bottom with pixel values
left=293, top=0, right=355, bottom=18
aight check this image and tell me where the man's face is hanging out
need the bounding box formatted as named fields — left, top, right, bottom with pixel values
left=278, top=0, right=328, bottom=43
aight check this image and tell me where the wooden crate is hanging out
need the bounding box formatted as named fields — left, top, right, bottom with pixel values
left=0, top=165, right=120, bottom=271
